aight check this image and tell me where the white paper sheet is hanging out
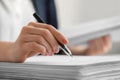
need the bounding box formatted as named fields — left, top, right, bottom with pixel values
left=25, top=55, right=120, bottom=66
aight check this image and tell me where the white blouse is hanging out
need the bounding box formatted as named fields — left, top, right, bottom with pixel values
left=0, top=0, right=35, bottom=41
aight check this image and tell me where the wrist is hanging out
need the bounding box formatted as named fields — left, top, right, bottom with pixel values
left=0, top=42, right=13, bottom=62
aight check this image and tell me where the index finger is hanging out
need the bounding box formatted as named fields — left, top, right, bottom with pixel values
left=28, top=22, right=69, bottom=44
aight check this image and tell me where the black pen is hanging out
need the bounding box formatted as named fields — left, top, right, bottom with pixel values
left=33, top=13, right=72, bottom=57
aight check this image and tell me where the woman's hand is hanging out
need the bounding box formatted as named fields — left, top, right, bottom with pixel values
left=69, top=35, right=112, bottom=55
left=6, top=22, right=68, bottom=63
left=85, top=35, right=112, bottom=55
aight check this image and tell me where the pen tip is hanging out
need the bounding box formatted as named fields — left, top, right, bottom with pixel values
left=70, top=55, right=73, bottom=58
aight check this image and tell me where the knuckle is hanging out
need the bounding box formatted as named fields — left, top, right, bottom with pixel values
left=40, top=48, right=46, bottom=53
left=47, top=25, right=53, bottom=28
left=22, top=26, right=28, bottom=32
left=29, top=42, right=46, bottom=53
left=43, top=29, right=50, bottom=36
left=28, top=22, right=35, bottom=26
left=53, top=43, right=59, bottom=49
left=45, top=24, right=54, bottom=29
left=56, top=32, right=62, bottom=37
left=38, top=36, right=44, bottom=43
left=28, top=42, right=38, bottom=49
left=103, top=47, right=108, bottom=53
left=32, top=42, right=38, bottom=49
left=22, top=26, right=31, bottom=33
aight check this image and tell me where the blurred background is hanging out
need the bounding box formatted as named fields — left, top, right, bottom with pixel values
left=55, top=0, right=120, bottom=55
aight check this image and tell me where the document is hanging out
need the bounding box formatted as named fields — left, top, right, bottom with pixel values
left=0, top=55, right=120, bottom=80
left=60, top=16, right=120, bottom=45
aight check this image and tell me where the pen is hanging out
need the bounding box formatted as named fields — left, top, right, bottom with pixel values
left=33, top=13, right=72, bottom=57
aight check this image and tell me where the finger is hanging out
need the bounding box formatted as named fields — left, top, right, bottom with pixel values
left=95, top=38, right=105, bottom=54
left=22, top=26, right=59, bottom=54
left=23, top=42, right=46, bottom=55
left=85, top=43, right=96, bottom=55
left=21, top=34, right=54, bottom=55
left=89, top=39, right=98, bottom=55
left=85, top=48, right=94, bottom=55
left=91, top=37, right=110, bottom=55
left=103, top=35, right=112, bottom=49
left=91, top=36, right=111, bottom=55
left=39, top=29, right=59, bottom=54
left=28, top=22, right=69, bottom=44
left=102, top=35, right=112, bottom=52
left=87, top=39, right=101, bottom=55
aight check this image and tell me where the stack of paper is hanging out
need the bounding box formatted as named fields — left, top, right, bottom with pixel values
left=0, top=56, right=120, bottom=80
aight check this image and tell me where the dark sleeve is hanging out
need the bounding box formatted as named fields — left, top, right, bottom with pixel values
left=32, top=0, right=58, bottom=29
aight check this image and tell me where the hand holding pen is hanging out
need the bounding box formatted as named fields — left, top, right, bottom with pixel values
left=33, top=13, right=72, bottom=57
left=0, top=13, right=72, bottom=63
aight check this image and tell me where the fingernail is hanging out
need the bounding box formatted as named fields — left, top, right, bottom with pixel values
left=50, top=53, right=54, bottom=56
left=47, top=52, right=51, bottom=56
left=55, top=48, right=59, bottom=53
left=52, top=53, right=54, bottom=56
left=48, top=52, right=52, bottom=56
left=45, top=54, right=47, bottom=56
left=52, top=52, right=55, bottom=56
left=62, top=39, right=68, bottom=44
